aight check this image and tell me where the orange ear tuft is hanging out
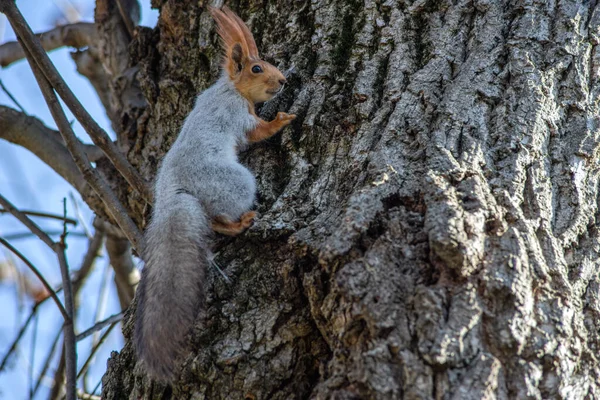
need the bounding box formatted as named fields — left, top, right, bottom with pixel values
left=221, top=6, right=258, bottom=59
left=210, top=6, right=259, bottom=78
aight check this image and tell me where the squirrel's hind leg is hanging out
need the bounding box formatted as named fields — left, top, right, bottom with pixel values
left=212, top=211, right=256, bottom=236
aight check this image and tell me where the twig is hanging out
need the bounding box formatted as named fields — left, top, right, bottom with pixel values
left=83, top=260, right=107, bottom=390
left=105, top=233, right=137, bottom=308
left=0, top=79, right=26, bottom=112
left=0, top=208, right=78, bottom=225
left=57, top=200, right=76, bottom=400
left=96, top=256, right=111, bottom=319
left=76, top=311, right=123, bottom=342
left=47, top=224, right=101, bottom=399
left=69, top=193, right=92, bottom=239
left=0, top=304, right=37, bottom=371
left=28, top=311, right=39, bottom=400
left=0, top=193, right=77, bottom=399
left=16, top=40, right=142, bottom=250
left=31, top=326, right=63, bottom=398
left=89, top=259, right=111, bottom=366
left=89, top=378, right=102, bottom=398
left=0, top=1, right=153, bottom=204
left=76, top=321, right=117, bottom=379
left=49, top=347, right=66, bottom=400
left=115, top=0, right=134, bottom=38
left=76, top=390, right=101, bottom=400
left=52, top=0, right=82, bottom=24
left=0, top=22, right=95, bottom=67
left=0, top=106, right=87, bottom=193
left=72, top=229, right=104, bottom=294
left=209, top=256, right=232, bottom=284
left=0, top=194, right=56, bottom=248
left=3, top=231, right=87, bottom=241
left=0, top=237, right=68, bottom=319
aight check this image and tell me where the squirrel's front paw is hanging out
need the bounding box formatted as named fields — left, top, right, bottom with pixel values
left=276, top=112, right=296, bottom=125
left=240, top=211, right=256, bottom=229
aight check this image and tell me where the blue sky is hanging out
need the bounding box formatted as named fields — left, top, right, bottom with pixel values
left=0, top=1, right=158, bottom=398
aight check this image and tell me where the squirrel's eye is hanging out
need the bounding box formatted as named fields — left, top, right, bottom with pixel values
left=251, top=65, right=263, bottom=74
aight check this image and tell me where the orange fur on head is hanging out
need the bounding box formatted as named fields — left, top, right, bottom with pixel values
left=209, top=5, right=287, bottom=104
left=210, top=6, right=258, bottom=76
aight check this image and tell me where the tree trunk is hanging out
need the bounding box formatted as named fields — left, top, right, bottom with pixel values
left=100, top=0, right=600, bottom=399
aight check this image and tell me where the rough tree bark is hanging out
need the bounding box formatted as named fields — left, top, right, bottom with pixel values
left=90, top=0, right=600, bottom=398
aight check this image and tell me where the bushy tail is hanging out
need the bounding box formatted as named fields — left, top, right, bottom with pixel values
left=134, top=192, right=211, bottom=381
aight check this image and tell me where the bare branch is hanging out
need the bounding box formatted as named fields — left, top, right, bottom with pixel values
left=0, top=106, right=106, bottom=190
left=72, top=229, right=104, bottom=294
left=76, top=321, right=117, bottom=379
left=50, top=226, right=103, bottom=399
left=115, top=0, right=135, bottom=38
left=69, top=50, right=115, bottom=126
left=49, top=348, right=66, bottom=400
left=0, top=208, right=78, bottom=225
left=0, top=106, right=87, bottom=193
left=56, top=247, right=76, bottom=400
left=77, top=378, right=103, bottom=400
left=105, top=234, right=137, bottom=308
left=31, top=326, right=62, bottom=398
left=81, top=144, right=105, bottom=163
left=76, top=390, right=101, bottom=400
left=2, top=231, right=87, bottom=241
left=0, top=305, right=36, bottom=372
left=0, top=194, right=56, bottom=250
left=29, top=311, right=39, bottom=399
left=92, top=217, right=138, bottom=308
left=0, top=194, right=78, bottom=400
left=13, top=42, right=143, bottom=250
left=0, top=22, right=96, bottom=67
left=0, top=79, right=26, bottom=112
left=0, top=1, right=153, bottom=204
left=0, top=237, right=68, bottom=320
left=75, top=311, right=123, bottom=342
left=55, top=199, right=76, bottom=400
left=69, top=193, right=93, bottom=239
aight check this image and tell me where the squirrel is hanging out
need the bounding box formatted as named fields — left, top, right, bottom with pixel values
left=134, top=6, right=296, bottom=382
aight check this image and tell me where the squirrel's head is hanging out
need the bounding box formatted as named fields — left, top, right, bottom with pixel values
left=210, top=6, right=287, bottom=104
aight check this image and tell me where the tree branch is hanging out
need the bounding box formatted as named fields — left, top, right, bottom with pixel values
left=76, top=321, right=117, bottom=379
left=0, top=194, right=57, bottom=248
left=0, top=207, right=78, bottom=225
left=0, top=237, right=68, bottom=319
left=115, top=0, right=135, bottom=38
left=55, top=247, right=76, bottom=399
left=72, top=229, right=104, bottom=295
left=0, top=305, right=36, bottom=371
left=31, top=325, right=62, bottom=398
left=12, top=40, right=143, bottom=250
left=69, top=50, right=116, bottom=126
left=0, top=22, right=96, bottom=67
left=0, top=194, right=78, bottom=399
left=2, top=231, right=88, bottom=241
left=0, top=0, right=154, bottom=204
left=75, top=311, right=123, bottom=342
left=108, top=234, right=138, bottom=309
left=0, top=79, right=26, bottom=111
left=0, top=106, right=87, bottom=193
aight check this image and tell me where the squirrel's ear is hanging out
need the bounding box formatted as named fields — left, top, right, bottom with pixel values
left=231, top=43, right=244, bottom=73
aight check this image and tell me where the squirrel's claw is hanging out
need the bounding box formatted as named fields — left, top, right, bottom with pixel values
left=240, top=211, right=256, bottom=228
left=212, top=211, right=256, bottom=236
left=277, top=112, right=296, bottom=122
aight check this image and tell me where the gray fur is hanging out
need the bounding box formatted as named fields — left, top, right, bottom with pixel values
left=135, top=75, right=258, bottom=381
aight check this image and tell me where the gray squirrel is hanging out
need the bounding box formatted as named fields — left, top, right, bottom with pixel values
left=134, top=6, right=296, bottom=382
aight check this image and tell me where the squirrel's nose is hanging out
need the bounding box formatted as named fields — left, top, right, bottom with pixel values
left=279, top=78, right=287, bottom=85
